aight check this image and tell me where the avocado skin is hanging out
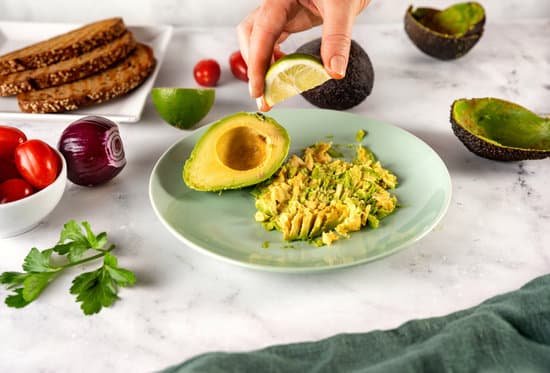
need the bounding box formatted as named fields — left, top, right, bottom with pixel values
left=296, top=38, right=374, bottom=110
left=449, top=104, right=550, bottom=162
left=404, top=6, right=485, bottom=60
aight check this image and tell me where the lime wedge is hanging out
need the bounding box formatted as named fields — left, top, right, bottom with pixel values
left=263, top=53, right=332, bottom=107
left=151, top=88, right=215, bottom=129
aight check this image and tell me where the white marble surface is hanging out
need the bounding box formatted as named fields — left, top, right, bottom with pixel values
left=0, top=0, right=549, bottom=26
left=1, top=18, right=550, bottom=373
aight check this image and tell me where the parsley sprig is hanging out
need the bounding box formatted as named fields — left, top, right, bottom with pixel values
left=0, top=220, right=135, bottom=315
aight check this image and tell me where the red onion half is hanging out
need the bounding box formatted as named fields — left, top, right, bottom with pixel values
left=58, top=116, right=126, bottom=187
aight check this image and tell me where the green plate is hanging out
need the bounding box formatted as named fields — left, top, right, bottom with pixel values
left=149, top=109, right=452, bottom=273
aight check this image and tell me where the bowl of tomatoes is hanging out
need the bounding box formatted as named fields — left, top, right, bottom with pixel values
left=0, top=125, right=66, bottom=238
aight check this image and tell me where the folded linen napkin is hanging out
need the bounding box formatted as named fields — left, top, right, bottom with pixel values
left=163, top=274, right=550, bottom=373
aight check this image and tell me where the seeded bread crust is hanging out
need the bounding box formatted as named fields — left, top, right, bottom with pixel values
left=0, top=18, right=126, bottom=75
left=18, top=44, right=156, bottom=113
left=0, top=32, right=136, bottom=96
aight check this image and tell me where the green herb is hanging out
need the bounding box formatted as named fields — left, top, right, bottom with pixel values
left=261, top=241, right=270, bottom=249
left=356, top=129, right=367, bottom=142
left=0, top=220, right=135, bottom=315
left=327, top=147, right=344, bottom=158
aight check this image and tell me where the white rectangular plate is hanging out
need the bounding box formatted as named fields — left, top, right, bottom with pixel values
left=0, top=20, right=173, bottom=123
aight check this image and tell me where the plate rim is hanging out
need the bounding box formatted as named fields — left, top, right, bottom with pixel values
left=148, top=108, right=453, bottom=273
left=0, top=20, right=173, bottom=123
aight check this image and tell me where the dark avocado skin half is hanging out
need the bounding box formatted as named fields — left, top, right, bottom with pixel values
left=296, top=38, right=374, bottom=110
left=405, top=5, right=485, bottom=60
left=450, top=100, right=550, bottom=162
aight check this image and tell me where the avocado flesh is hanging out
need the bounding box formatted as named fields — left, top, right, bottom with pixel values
left=254, top=143, right=398, bottom=246
left=296, top=39, right=374, bottom=110
left=183, top=112, right=290, bottom=191
left=405, top=2, right=485, bottom=60
left=451, top=98, right=550, bottom=161
left=417, top=2, right=485, bottom=37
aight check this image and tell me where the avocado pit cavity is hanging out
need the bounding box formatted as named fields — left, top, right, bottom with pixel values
left=216, top=126, right=267, bottom=171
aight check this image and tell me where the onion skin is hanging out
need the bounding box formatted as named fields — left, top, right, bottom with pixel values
left=58, top=116, right=126, bottom=187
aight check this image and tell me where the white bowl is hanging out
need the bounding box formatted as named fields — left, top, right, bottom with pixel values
left=0, top=149, right=67, bottom=238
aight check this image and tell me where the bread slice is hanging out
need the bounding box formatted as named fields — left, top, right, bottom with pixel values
left=18, top=43, right=156, bottom=113
left=0, top=18, right=126, bottom=75
left=0, top=32, right=136, bottom=96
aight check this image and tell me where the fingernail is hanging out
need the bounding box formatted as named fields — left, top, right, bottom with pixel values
left=329, top=55, right=346, bottom=79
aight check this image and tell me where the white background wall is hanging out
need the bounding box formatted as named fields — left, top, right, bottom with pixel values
left=0, top=0, right=548, bottom=26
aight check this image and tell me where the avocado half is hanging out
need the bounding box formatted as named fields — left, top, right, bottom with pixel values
left=405, top=2, right=485, bottom=60
left=296, top=38, right=374, bottom=110
left=183, top=112, right=290, bottom=191
left=450, top=98, right=550, bottom=161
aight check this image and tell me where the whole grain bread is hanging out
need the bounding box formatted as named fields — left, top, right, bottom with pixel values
left=18, top=43, right=156, bottom=113
left=0, top=31, right=136, bottom=96
left=0, top=18, right=126, bottom=75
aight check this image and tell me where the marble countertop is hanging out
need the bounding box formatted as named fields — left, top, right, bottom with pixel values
left=1, top=19, right=549, bottom=372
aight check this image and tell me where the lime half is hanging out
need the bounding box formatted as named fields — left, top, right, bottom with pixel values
left=263, top=53, right=332, bottom=107
left=151, top=88, right=215, bottom=129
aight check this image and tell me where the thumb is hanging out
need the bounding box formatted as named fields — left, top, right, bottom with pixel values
left=320, top=1, right=357, bottom=79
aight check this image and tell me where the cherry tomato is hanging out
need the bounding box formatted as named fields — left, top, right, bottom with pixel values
left=273, top=49, right=286, bottom=61
left=193, top=59, right=221, bottom=87
left=14, top=139, right=60, bottom=190
left=0, top=178, right=34, bottom=203
left=0, top=125, right=27, bottom=159
left=229, top=51, right=248, bottom=82
left=0, top=159, right=20, bottom=183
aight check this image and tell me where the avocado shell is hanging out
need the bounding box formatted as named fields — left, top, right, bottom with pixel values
left=450, top=98, right=550, bottom=161
left=405, top=2, right=486, bottom=60
left=296, top=38, right=374, bottom=110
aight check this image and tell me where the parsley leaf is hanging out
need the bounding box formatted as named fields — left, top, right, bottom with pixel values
left=0, top=221, right=135, bottom=315
left=70, top=253, right=136, bottom=315
left=0, top=272, right=29, bottom=290
left=54, top=220, right=108, bottom=262
left=22, top=248, right=58, bottom=273
left=5, top=288, right=29, bottom=308
left=22, top=272, right=58, bottom=302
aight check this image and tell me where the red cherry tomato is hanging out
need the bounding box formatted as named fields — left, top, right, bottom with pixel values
left=14, top=139, right=60, bottom=190
left=229, top=51, right=248, bottom=82
left=193, top=59, right=221, bottom=87
left=273, top=49, right=286, bottom=61
left=0, top=178, right=34, bottom=203
left=0, top=125, right=27, bottom=159
left=0, top=159, right=20, bottom=183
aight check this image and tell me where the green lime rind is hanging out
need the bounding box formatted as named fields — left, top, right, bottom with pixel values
left=151, top=88, right=215, bottom=129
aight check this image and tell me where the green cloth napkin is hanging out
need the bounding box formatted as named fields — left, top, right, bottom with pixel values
left=164, top=274, right=550, bottom=373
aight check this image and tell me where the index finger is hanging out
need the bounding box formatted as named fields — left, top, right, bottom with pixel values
left=247, top=1, right=290, bottom=99
left=237, top=8, right=258, bottom=64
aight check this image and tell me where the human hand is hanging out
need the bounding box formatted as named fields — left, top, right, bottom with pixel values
left=237, top=0, right=369, bottom=109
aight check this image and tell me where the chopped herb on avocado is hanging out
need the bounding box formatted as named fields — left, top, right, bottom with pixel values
left=356, top=129, right=367, bottom=142
left=327, top=147, right=344, bottom=158
left=253, top=142, right=398, bottom=246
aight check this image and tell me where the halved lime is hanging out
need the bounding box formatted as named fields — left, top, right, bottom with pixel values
left=151, top=88, right=215, bottom=129
left=263, top=53, right=332, bottom=107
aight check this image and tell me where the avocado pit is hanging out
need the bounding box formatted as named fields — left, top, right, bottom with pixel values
left=216, top=126, right=267, bottom=171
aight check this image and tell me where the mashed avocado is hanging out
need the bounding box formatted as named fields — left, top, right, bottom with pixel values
left=253, top=142, right=398, bottom=246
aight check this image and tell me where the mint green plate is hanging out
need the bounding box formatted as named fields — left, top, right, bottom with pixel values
left=149, top=109, right=451, bottom=273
